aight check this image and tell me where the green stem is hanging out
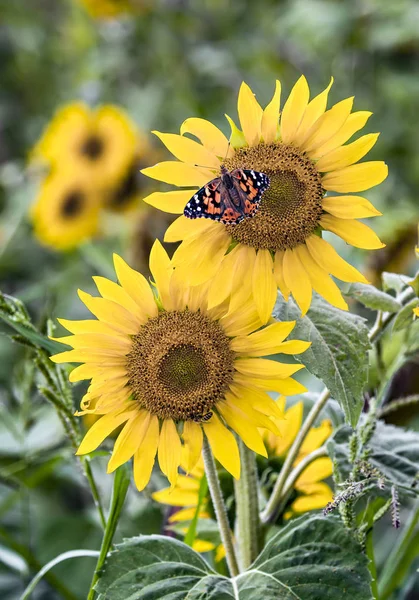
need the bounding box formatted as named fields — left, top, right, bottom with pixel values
left=82, top=457, right=107, bottom=530
left=234, top=440, right=262, bottom=570
left=366, top=529, right=379, bottom=600
left=202, top=436, right=239, bottom=577
left=87, top=465, right=130, bottom=600
left=378, top=501, right=419, bottom=599
left=261, top=387, right=331, bottom=524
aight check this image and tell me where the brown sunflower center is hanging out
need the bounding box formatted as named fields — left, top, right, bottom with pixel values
left=224, top=143, right=324, bottom=251
left=81, top=135, right=105, bottom=160
left=126, top=310, right=235, bottom=421
left=61, top=190, right=84, bottom=218
left=107, top=164, right=138, bottom=210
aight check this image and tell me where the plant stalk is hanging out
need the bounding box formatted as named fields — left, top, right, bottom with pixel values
left=202, top=436, right=239, bottom=577
left=234, top=440, right=262, bottom=570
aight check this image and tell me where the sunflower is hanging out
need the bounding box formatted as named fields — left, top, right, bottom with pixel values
left=32, top=103, right=138, bottom=188
left=142, top=77, right=387, bottom=317
left=51, top=241, right=310, bottom=489
left=263, top=398, right=333, bottom=515
left=31, top=171, right=101, bottom=251
left=78, top=0, right=142, bottom=18
left=152, top=398, right=333, bottom=557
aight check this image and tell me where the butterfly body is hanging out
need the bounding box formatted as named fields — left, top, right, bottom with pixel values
left=184, top=165, right=270, bottom=225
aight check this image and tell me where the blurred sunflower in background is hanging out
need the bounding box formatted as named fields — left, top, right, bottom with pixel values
left=77, top=0, right=145, bottom=19
left=142, top=76, right=388, bottom=317
left=30, top=171, right=102, bottom=251
left=51, top=241, right=310, bottom=489
left=30, top=102, right=153, bottom=250
left=153, top=398, right=333, bottom=557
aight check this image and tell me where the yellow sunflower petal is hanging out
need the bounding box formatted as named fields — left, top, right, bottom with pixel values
left=296, top=458, right=333, bottom=485
left=78, top=290, right=140, bottom=334
left=243, top=375, right=307, bottom=396
left=170, top=508, right=208, bottom=523
left=261, top=80, right=281, bottom=144
left=113, top=254, right=158, bottom=318
left=295, top=245, right=348, bottom=311
left=414, top=307, right=419, bottom=317
left=225, top=392, right=280, bottom=435
left=218, top=401, right=267, bottom=457
left=182, top=421, right=203, bottom=473
left=299, top=420, right=333, bottom=458
left=322, top=161, right=388, bottom=193
left=225, top=114, right=247, bottom=148
left=164, top=215, right=218, bottom=243
left=133, top=415, right=159, bottom=491
left=280, top=75, right=310, bottom=144
left=312, top=111, right=373, bottom=158
left=54, top=333, right=131, bottom=352
left=149, top=239, right=174, bottom=310
left=152, top=131, right=220, bottom=168
left=275, top=340, right=312, bottom=354
left=302, top=97, right=354, bottom=154
left=193, top=540, right=216, bottom=553
left=203, top=413, right=240, bottom=479
left=143, top=190, right=196, bottom=214
left=305, top=235, right=369, bottom=283
left=272, top=401, right=304, bottom=456
left=283, top=248, right=312, bottom=315
left=92, top=277, right=142, bottom=317
left=235, top=358, right=304, bottom=379
left=320, top=215, right=385, bottom=249
left=316, top=133, right=380, bottom=172
left=141, top=162, right=215, bottom=187
left=76, top=409, right=135, bottom=455
left=228, top=245, right=257, bottom=311
left=293, top=77, right=334, bottom=145
left=158, top=419, right=182, bottom=487
left=153, top=487, right=199, bottom=507
left=231, top=321, right=296, bottom=356
left=180, top=117, right=231, bottom=158
left=229, top=383, right=284, bottom=420
left=107, top=411, right=149, bottom=473
left=273, top=251, right=290, bottom=301
left=57, top=318, right=122, bottom=336
left=207, top=245, right=242, bottom=309
left=238, top=82, right=263, bottom=146
left=220, top=300, right=263, bottom=338
left=291, top=481, right=333, bottom=512
left=322, top=195, right=382, bottom=218
left=252, top=249, right=277, bottom=324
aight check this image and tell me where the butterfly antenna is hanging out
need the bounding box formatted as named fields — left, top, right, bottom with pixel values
left=221, top=139, right=231, bottom=168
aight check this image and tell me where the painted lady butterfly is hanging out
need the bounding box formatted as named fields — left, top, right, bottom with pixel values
left=184, top=165, right=270, bottom=225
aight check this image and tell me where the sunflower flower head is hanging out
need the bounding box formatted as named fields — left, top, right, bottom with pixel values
left=78, top=0, right=144, bottom=19
left=142, top=76, right=387, bottom=317
left=32, top=102, right=139, bottom=188
left=51, top=241, right=310, bottom=489
left=31, top=171, right=101, bottom=251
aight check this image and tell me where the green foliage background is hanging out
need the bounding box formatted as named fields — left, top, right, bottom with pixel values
left=1, top=1, right=419, bottom=598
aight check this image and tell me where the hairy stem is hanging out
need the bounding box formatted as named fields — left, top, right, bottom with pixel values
left=234, top=440, right=262, bottom=569
left=202, top=436, right=239, bottom=577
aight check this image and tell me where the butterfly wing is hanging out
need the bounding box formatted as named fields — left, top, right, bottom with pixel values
left=184, top=177, right=245, bottom=224
left=231, top=169, right=270, bottom=218
left=184, top=177, right=224, bottom=221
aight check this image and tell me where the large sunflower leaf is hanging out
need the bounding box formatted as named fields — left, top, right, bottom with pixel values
left=95, top=515, right=373, bottom=599
left=344, top=282, right=401, bottom=313
left=274, top=292, right=370, bottom=427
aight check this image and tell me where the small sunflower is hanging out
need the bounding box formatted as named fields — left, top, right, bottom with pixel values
left=142, top=77, right=387, bottom=317
left=264, top=398, right=333, bottom=515
left=31, top=171, right=101, bottom=251
left=51, top=241, right=310, bottom=489
left=32, top=102, right=138, bottom=187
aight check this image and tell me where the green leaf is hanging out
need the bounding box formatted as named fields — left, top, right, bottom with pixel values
left=274, top=292, right=370, bottom=427
left=95, top=514, right=373, bottom=599
left=392, top=298, right=419, bottom=332
left=184, top=474, right=208, bottom=547
left=344, top=283, right=401, bottom=313
left=328, top=420, right=419, bottom=492
left=0, top=309, right=65, bottom=354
